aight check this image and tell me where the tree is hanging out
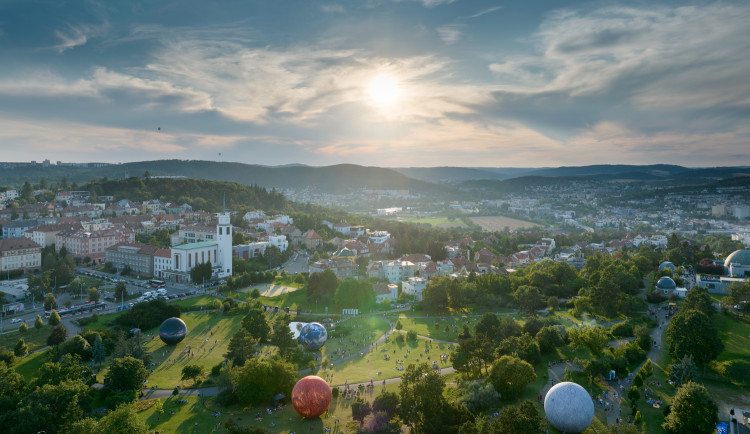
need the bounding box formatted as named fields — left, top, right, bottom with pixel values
left=351, top=398, right=371, bottom=422
left=568, top=325, right=612, bottom=356
left=48, top=309, right=61, bottom=326
left=44, top=292, right=57, bottom=311
left=421, top=278, right=449, bottom=311
left=114, top=281, right=127, bottom=302
left=399, top=363, right=449, bottom=432
left=225, top=328, right=258, bottom=366
left=682, top=286, right=715, bottom=317
left=372, top=391, right=399, bottom=418
left=491, top=400, right=546, bottom=433
left=181, top=364, right=205, bottom=384
left=547, top=296, right=559, bottom=311
left=35, top=314, right=44, bottom=329
left=66, top=402, right=150, bottom=434
left=490, top=355, right=536, bottom=401
left=306, top=269, right=338, bottom=303
left=190, top=262, right=213, bottom=285
left=88, top=287, right=100, bottom=302
left=262, top=245, right=283, bottom=268
left=514, top=285, right=545, bottom=315
left=230, top=357, right=297, bottom=406
left=14, top=338, right=28, bottom=356
left=270, top=314, right=296, bottom=360
left=723, top=281, right=750, bottom=312
left=47, top=324, right=68, bottom=346
left=241, top=307, right=271, bottom=342
left=334, top=278, right=375, bottom=310
left=668, top=355, right=698, bottom=386
left=21, top=181, right=33, bottom=200
left=666, top=309, right=724, bottom=366
left=662, top=382, right=718, bottom=434
left=108, top=357, right=149, bottom=392
left=426, top=241, right=448, bottom=262
left=92, top=334, right=106, bottom=366
left=27, top=273, right=51, bottom=301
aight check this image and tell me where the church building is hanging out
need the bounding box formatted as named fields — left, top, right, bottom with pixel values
left=160, top=211, right=233, bottom=283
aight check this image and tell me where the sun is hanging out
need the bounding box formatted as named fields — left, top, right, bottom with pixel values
left=368, top=74, right=400, bottom=106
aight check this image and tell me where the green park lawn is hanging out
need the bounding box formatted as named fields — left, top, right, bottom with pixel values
left=138, top=386, right=395, bottom=434
left=0, top=323, right=53, bottom=352
left=13, top=349, right=50, bottom=380
left=138, top=311, right=248, bottom=389
left=713, top=314, right=750, bottom=365
left=316, top=316, right=391, bottom=363
left=324, top=335, right=454, bottom=386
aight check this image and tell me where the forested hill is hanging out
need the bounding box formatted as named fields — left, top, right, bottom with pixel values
left=84, top=177, right=305, bottom=214
left=0, top=160, right=445, bottom=195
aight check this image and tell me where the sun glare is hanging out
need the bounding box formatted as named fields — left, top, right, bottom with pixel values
left=368, top=75, right=400, bottom=106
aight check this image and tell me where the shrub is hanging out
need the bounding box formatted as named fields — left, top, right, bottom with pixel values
left=610, top=322, right=634, bottom=337
left=114, top=299, right=180, bottom=331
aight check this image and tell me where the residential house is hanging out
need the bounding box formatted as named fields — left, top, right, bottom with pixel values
left=153, top=248, right=173, bottom=279
left=55, top=226, right=135, bottom=263
left=0, top=238, right=42, bottom=273
left=383, top=260, right=415, bottom=284
left=374, top=282, right=398, bottom=303
left=105, top=243, right=160, bottom=277
left=308, top=257, right=358, bottom=279
left=402, top=277, right=427, bottom=301
left=300, top=229, right=323, bottom=250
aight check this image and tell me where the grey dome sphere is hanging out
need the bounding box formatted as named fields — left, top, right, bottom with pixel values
left=544, top=381, right=594, bottom=433
left=658, top=261, right=676, bottom=272
left=724, top=249, right=750, bottom=267
left=656, top=276, right=676, bottom=290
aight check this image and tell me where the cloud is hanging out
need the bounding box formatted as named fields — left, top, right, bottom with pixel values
left=436, top=25, right=462, bottom=44
left=566, top=122, right=750, bottom=166
left=50, top=22, right=108, bottom=53
left=0, top=116, right=255, bottom=162
left=321, top=5, right=344, bottom=13
left=488, top=4, right=750, bottom=109
left=0, top=67, right=213, bottom=114
left=469, top=6, right=503, bottom=19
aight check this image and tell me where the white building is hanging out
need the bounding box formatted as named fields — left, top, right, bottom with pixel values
left=402, top=277, right=427, bottom=301
left=368, top=230, right=391, bottom=245
left=163, top=212, right=232, bottom=283
left=153, top=248, right=173, bottom=279
left=375, top=283, right=398, bottom=303
left=384, top=260, right=415, bottom=284
left=267, top=234, right=289, bottom=252
left=243, top=210, right=266, bottom=221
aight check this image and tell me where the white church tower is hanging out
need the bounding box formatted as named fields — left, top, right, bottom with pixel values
left=216, top=210, right=233, bottom=278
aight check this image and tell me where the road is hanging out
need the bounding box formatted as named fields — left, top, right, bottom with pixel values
left=280, top=251, right=309, bottom=275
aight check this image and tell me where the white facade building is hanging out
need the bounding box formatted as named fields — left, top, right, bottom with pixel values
left=368, top=230, right=391, bottom=244
left=402, top=277, right=427, bottom=301
left=163, top=211, right=232, bottom=283
left=267, top=234, right=289, bottom=252
left=384, top=260, right=415, bottom=284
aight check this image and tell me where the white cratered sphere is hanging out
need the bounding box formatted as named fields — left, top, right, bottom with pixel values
left=544, top=381, right=595, bottom=433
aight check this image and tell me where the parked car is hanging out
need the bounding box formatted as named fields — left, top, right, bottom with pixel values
left=11, top=318, right=23, bottom=324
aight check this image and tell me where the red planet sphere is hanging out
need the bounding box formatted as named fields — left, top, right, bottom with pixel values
left=291, top=375, right=332, bottom=419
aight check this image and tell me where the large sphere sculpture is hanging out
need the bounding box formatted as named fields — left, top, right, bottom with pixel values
left=298, top=322, right=327, bottom=351
left=292, top=375, right=331, bottom=419
left=544, top=381, right=594, bottom=433
left=159, top=317, right=187, bottom=345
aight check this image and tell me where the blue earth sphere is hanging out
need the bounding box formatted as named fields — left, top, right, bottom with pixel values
left=159, top=317, right=187, bottom=345
left=299, top=322, right=327, bottom=351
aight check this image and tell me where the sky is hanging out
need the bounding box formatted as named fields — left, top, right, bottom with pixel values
left=0, top=0, right=748, bottom=168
